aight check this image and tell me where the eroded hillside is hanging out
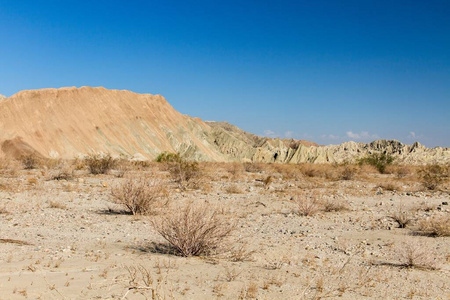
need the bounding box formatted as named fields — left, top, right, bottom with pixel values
left=0, top=87, right=448, bottom=164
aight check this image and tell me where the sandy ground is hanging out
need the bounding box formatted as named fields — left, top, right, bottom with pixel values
left=0, top=164, right=449, bottom=299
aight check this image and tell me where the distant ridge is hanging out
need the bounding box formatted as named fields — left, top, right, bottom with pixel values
left=0, top=87, right=448, bottom=164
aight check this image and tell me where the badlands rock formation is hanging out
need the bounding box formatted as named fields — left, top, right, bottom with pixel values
left=0, top=87, right=448, bottom=164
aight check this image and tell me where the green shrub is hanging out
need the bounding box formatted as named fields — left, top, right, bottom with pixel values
left=155, top=152, right=181, bottom=163
left=358, top=153, right=394, bottom=174
left=156, top=152, right=201, bottom=189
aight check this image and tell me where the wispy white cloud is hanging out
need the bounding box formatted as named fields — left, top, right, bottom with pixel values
left=263, top=129, right=277, bottom=138
left=284, top=131, right=294, bottom=138
left=320, top=134, right=340, bottom=140
left=346, top=131, right=379, bottom=140
left=409, top=131, right=416, bottom=139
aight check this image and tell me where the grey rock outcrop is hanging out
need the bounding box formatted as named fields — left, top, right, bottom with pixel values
left=207, top=122, right=450, bottom=165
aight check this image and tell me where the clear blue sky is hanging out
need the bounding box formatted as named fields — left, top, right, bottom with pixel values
left=1, top=1, right=449, bottom=147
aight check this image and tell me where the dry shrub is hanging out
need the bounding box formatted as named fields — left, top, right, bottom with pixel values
left=226, top=162, right=245, bottom=177
left=415, top=215, right=450, bottom=237
left=321, top=197, right=350, bottom=212
left=388, top=203, right=412, bottom=228
left=50, top=165, right=74, bottom=181
left=49, top=201, right=67, bottom=210
left=295, top=191, right=321, bottom=216
left=395, top=242, right=439, bottom=270
left=156, top=152, right=202, bottom=189
left=298, top=163, right=340, bottom=180
left=272, top=164, right=301, bottom=180
left=228, top=243, right=255, bottom=262
left=340, top=166, right=356, bottom=180
left=20, top=154, right=40, bottom=170
left=110, top=178, right=167, bottom=215
left=151, top=203, right=235, bottom=257
left=263, top=175, right=273, bottom=188
left=300, top=164, right=321, bottom=178
left=0, top=158, right=17, bottom=176
left=41, top=158, right=64, bottom=170
left=420, top=165, right=447, bottom=190
left=390, top=165, right=412, bottom=179
left=377, top=182, right=400, bottom=192
left=225, top=184, right=243, bottom=194
left=243, top=162, right=265, bottom=173
left=84, top=153, right=116, bottom=174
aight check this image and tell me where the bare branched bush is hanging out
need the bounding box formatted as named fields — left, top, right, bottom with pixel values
left=388, top=204, right=412, bottom=228
left=393, top=165, right=411, bottom=179
left=110, top=178, right=167, bottom=215
left=50, top=164, right=74, bottom=181
left=0, top=158, right=18, bottom=176
left=20, top=154, right=40, bottom=170
left=243, top=162, right=264, bottom=173
left=414, top=215, right=450, bottom=237
left=151, top=203, right=236, bottom=257
left=295, top=191, right=320, bottom=216
left=226, top=162, right=245, bottom=177
left=377, top=182, right=399, bottom=192
left=263, top=175, right=273, bottom=188
left=49, top=201, right=67, bottom=210
left=321, top=198, right=350, bottom=212
left=225, top=184, right=243, bottom=194
left=84, top=153, right=116, bottom=175
left=420, top=165, right=447, bottom=190
left=395, top=242, right=439, bottom=270
left=340, top=166, right=356, bottom=180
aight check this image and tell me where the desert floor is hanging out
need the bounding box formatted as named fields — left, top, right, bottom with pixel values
left=0, top=161, right=449, bottom=299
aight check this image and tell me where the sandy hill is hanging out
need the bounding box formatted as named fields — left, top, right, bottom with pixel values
left=0, top=86, right=448, bottom=164
left=0, top=87, right=225, bottom=160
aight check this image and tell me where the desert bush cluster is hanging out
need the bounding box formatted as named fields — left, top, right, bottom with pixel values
left=84, top=153, right=116, bottom=174
left=1, top=153, right=449, bottom=299
left=358, top=152, right=395, bottom=174
left=156, top=152, right=202, bottom=189
left=420, top=164, right=448, bottom=190
left=295, top=191, right=349, bottom=216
